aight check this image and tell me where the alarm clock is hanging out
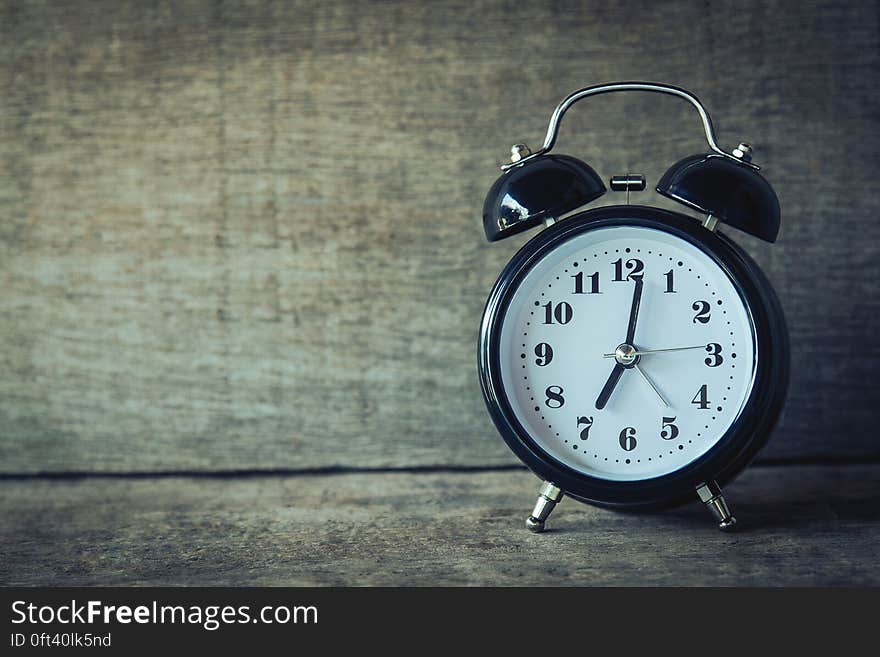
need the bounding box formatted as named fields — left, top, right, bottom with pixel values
left=478, top=82, right=789, bottom=532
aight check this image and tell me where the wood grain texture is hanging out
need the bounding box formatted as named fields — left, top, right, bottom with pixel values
left=2, top=464, right=878, bottom=586
left=0, top=0, right=878, bottom=472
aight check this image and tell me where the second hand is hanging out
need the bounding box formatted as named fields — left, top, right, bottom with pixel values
left=602, top=345, right=706, bottom=358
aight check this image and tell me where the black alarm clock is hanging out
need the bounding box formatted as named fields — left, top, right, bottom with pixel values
left=478, top=82, right=789, bottom=532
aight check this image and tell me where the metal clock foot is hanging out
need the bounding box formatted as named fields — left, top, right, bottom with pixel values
left=526, top=481, right=564, bottom=532
left=696, top=481, right=737, bottom=531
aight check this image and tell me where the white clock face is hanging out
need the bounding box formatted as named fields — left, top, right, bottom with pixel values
left=498, top=225, right=757, bottom=481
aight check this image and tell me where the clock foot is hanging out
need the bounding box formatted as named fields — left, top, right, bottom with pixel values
left=526, top=481, right=564, bottom=532
left=696, top=481, right=737, bottom=531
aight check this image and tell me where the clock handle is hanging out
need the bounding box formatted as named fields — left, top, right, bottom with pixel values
left=501, top=81, right=759, bottom=172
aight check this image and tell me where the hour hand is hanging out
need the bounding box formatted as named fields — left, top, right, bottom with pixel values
left=595, top=363, right=625, bottom=410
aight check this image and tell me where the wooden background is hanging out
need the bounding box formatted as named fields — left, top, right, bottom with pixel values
left=2, top=0, right=879, bottom=585
left=1, top=0, right=878, bottom=475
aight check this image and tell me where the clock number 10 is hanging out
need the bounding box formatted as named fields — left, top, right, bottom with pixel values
left=542, top=302, right=573, bottom=325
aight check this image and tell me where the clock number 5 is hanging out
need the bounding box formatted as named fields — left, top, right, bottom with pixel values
left=660, top=416, right=679, bottom=440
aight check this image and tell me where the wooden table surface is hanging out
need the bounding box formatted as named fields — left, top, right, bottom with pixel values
left=3, top=463, right=878, bottom=586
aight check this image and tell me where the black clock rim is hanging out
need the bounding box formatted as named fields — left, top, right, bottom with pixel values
left=478, top=205, right=790, bottom=510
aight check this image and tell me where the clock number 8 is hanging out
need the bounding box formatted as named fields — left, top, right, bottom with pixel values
left=545, top=386, right=565, bottom=409
left=619, top=427, right=637, bottom=451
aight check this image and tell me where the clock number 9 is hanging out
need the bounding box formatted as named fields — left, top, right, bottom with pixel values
left=534, top=343, right=553, bottom=366
left=619, top=427, right=637, bottom=451
left=545, top=386, right=565, bottom=409
left=704, top=343, right=723, bottom=367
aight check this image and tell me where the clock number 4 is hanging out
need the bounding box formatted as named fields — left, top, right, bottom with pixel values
left=542, top=302, right=573, bottom=325
left=691, top=384, right=711, bottom=410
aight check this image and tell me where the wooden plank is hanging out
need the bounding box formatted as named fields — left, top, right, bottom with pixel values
left=0, top=1, right=878, bottom=472
left=1, top=464, right=878, bottom=586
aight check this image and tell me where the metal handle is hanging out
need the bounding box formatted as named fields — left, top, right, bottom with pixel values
left=501, top=81, right=759, bottom=171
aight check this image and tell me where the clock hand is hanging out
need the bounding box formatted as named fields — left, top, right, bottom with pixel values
left=624, top=275, right=644, bottom=344
left=602, top=345, right=707, bottom=358
left=595, top=276, right=644, bottom=410
left=633, top=363, right=670, bottom=408
left=595, top=363, right=625, bottom=410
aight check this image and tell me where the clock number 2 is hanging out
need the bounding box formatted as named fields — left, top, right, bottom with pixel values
left=692, top=300, right=711, bottom=324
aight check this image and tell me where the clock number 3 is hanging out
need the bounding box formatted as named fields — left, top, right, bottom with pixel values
left=705, top=343, right=723, bottom=367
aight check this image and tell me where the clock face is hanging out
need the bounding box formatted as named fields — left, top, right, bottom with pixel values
left=498, top=224, right=757, bottom=482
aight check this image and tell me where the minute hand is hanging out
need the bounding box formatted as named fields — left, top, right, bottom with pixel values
left=602, top=345, right=707, bottom=358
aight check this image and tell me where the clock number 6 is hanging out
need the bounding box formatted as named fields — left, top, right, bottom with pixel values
left=619, top=427, right=637, bottom=451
